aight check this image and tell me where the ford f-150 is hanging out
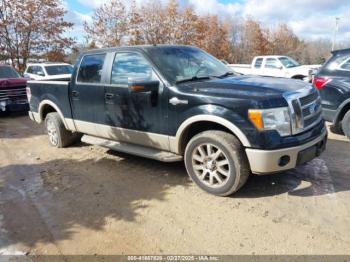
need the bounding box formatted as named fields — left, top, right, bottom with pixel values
left=27, top=45, right=327, bottom=196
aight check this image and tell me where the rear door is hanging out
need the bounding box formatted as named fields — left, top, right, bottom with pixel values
left=70, top=53, right=108, bottom=135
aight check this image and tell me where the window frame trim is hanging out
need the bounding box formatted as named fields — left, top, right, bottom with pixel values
left=107, top=51, right=161, bottom=89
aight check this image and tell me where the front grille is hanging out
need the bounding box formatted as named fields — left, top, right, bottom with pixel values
left=299, top=91, right=319, bottom=106
left=284, top=87, right=322, bottom=135
left=0, top=86, right=27, bottom=101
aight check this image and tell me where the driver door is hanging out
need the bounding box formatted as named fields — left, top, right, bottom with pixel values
left=262, top=58, right=283, bottom=77
left=103, top=52, right=169, bottom=150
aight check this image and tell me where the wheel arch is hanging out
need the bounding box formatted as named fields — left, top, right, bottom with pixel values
left=291, top=74, right=306, bottom=80
left=335, top=98, right=350, bottom=124
left=38, top=100, right=69, bottom=129
left=172, top=115, right=251, bottom=155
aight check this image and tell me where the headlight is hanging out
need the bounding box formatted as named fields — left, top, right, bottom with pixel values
left=248, top=107, right=291, bottom=136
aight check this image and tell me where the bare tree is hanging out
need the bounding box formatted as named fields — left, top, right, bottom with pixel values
left=0, top=0, right=74, bottom=70
left=84, top=0, right=128, bottom=47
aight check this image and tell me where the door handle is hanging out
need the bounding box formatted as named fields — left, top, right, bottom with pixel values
left=105, top=93, right=114, bottom=99
left=169, top=97, right=188, bottom=106
left=72, top=90, right=79, bottom=97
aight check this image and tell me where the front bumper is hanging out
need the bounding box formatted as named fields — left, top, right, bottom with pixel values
left=0, top=99, right=28, bottom=112
left=245, top=129, right=327, bottom=174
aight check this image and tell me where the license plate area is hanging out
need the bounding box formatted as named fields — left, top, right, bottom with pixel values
left=297, top=136, right=327, bottom=165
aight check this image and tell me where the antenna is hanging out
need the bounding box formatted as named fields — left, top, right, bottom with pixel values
left=332, top=17, right=340, bottom=51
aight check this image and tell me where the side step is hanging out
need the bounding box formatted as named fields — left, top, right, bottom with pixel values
left=81, top=135, right=183, bottom=162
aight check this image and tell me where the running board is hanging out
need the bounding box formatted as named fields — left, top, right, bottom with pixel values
left=81, top=135, right=183, bottom=162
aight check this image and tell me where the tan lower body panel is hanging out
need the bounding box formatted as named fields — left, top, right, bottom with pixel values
left=73, top=120, right=171, bottom=152
left=245, top=129, right=327, bottom=174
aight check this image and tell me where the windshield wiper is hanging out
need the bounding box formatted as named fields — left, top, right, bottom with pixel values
left=215, top=71, right=235, bottom=78
left=176, top=75, right=211, bottom=84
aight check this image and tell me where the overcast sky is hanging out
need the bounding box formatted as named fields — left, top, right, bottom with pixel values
left=64, top=0, right=350, bottom=43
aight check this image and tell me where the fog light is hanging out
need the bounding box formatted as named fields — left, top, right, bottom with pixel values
left=278, top=155, right=290, bottom=167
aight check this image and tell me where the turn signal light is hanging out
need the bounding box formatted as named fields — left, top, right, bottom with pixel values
left=248, top=110, right=264, bottom=129
left=313, top=76, right=331, bottom=90
left=129, top=85, right=144, bottom=91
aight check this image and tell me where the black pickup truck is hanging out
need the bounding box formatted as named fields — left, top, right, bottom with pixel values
left=27, top=45, right=327, bottom=196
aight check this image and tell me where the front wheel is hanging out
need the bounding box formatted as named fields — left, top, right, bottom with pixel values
left=184, top=130, right=250, bottom=196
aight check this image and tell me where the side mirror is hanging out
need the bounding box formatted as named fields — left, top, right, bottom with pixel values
left=128, top=78, right=159, bottom=93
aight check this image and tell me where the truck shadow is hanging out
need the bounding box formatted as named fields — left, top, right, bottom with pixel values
left=0, top=155, right=189, bottom=250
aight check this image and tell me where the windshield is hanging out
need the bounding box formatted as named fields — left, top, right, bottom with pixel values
left=45, top=65, right=73, bottom=76
left=278, top=57, right=300, bottom=68
left=146, top=46, right=231, bottom=84
left=0, top=66, right=20, bottom=78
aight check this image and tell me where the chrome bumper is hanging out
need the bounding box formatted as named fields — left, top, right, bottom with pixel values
left=245, top=129, right=327, bottom=174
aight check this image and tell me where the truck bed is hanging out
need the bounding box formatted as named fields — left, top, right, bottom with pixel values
left=27, top=80, right=72, bottom=119
left=228, top=64, right=251, bottom=75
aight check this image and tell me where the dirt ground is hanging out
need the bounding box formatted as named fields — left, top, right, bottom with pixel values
left=0, top=113, right=350, bottom=256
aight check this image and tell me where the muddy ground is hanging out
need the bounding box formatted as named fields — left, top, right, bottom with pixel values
left=0, top=113, right=350, bottom=256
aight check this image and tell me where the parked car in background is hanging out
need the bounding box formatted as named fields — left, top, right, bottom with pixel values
left=229, top=56, right=320, bottom=81
left=24, top=63, right=73, bottom=81
left=0, top=64, right=28, bottom=112
left=313, top=48, right=350, bottom=138
left=27, top=45, right=326, bottom=196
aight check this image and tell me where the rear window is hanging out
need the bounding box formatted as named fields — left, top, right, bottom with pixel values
left=254, top=58, right=263, bottom=68
left=340, top=58, right=350, bottom=71
left=77, top=54, right=106, bottom=83
left=45, top=65, right=73, bottom=76
left=321, top=52, right=350, bottom=76
left=0, top=66, right=20, bottom=78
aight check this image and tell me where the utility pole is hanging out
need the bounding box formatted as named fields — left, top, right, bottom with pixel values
left=332, top=17, right=340, bottom=51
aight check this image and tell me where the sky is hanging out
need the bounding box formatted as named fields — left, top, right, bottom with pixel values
left=63, top=0, right=350, bottom=43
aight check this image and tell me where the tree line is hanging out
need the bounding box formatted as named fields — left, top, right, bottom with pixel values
left=0, top=0, right=347, bottom=70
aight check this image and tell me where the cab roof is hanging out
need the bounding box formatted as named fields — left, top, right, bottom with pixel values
left=80, top=44, right=196, bottom=56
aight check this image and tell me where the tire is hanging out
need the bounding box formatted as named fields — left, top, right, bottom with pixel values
left=184, top=130, right=250, bottom=196
left=341, top=110, right=350, bottom=139
left=45, top=112, right=81, bottom=148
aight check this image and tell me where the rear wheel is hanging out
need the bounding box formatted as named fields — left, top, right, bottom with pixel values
left=341, top=110, right=350, bottom=139
left=45, top=112, right=81, bottom=148
left=184, top=130, right=250, bottom=196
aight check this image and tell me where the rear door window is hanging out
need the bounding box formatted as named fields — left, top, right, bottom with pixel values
left=77, top=54, right=106, bottom=83
left=254, top=58, right=263, bottom=68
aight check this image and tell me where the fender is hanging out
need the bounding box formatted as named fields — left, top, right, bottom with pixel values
left=170, top=114, right=252, bottom=154
left=38, top=100, right=76, bottom=131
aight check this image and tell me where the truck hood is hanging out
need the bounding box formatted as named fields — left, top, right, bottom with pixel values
left=0, top=78, right=27, bottom=89
left=180, top=75, right=313, bottom=98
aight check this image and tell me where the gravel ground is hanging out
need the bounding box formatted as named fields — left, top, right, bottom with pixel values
left=0, top=113, right=350, bottom=256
